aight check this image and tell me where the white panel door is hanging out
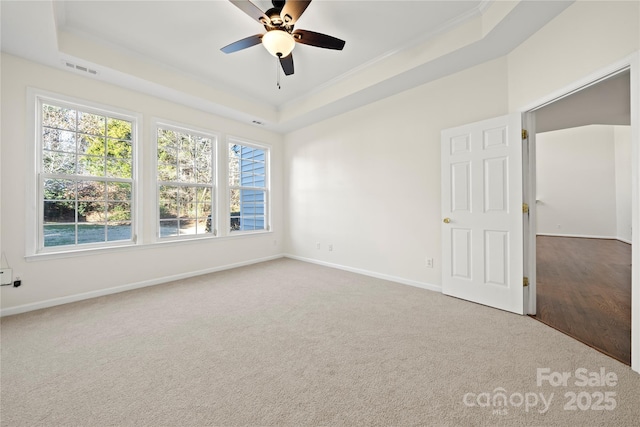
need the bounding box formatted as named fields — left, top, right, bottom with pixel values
left=441, top=114, right=524, bottom=314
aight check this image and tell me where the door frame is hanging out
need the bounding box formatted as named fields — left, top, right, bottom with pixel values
left=520, top=52, right=639, bottom=374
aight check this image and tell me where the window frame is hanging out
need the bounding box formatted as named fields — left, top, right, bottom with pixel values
left=226, top=137, right=271, bottom=236
left=31, top=90, right=140, bottom=255
left=153, top=120, right=218, bottom=241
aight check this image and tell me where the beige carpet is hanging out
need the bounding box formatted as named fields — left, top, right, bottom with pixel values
left=1, top=258, right=639, bottom=426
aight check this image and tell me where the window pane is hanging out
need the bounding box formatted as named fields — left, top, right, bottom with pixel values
left=240, top=172, right=254, bottom=186
left=196, top=154, right=212, bottom=184
left=160, top=220, right=178, bottom=237
left=158, top=162, right=177, bottom=182
left=107, top=118, right=132, bottom=140
left=107, top=139, right=132, bottom=159
left=78, top=155, right=105, bottom=176
left=230, top=188, right=240, bottom=217
left=108, top=202, right=130, bottom=222
left=108, top=224, right=131, bottom=241
left=44, top=224, right=76, bottom=247
left=196, top=187, right=211, bottom=204
left=178, top=141, right=196, bottom=182
left=159, top=185, right=178, bottom=219
left=196, top=217, right=209, bottom=235
left=77, top=224, right=106, bottom=244
left=106, top=158, right=132, bottom=178
left=78, top=112, right=105, bottom=136
left=229, top=153, right=239, bottom=186
left=43, top=151, right=76, bottom=174
left=178, top=219, right=195, bottom=235
left=79, top=135, right=105, bottom=155
left=43, top=128, right=76, bottom=152
left=78, top=181, right=105, bottom=201
left=158, top=129, right=177, bottom=150
left=44, top=179, right=75, bottom=201
left=44, top=201, right=75, bottom=222
left=43, top=104, right=76, bottom=130
left=81, top=201, right=106, bottom=223
left=178, top=187, right=196, bottom=218
left=107, top=182, right=131, bottom=201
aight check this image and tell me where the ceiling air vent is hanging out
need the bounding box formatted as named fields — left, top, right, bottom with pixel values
left=62, top=60, right=99, bottom=75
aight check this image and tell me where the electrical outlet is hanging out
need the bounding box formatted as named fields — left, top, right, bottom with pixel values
left=426, top=257, right=434, bottom=268
left=0, top=268, right=12, bottom=285
left=316, top=242, right=321, bottom=250
left=328, top=244, right=333, bottom=252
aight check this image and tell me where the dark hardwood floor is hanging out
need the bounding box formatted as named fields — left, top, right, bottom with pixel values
left=533, top=236, right=631, bottom=365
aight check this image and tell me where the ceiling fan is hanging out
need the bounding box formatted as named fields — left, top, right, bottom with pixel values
left=221, top=0, right=346, bottom=77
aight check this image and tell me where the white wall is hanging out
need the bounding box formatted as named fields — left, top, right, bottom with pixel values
left=536, top=125, right=623, bottom=239
left=615, top=126, right=633, bottom=242
left=507, top=0, right=639, bottom=111
left=283, top=1, right=640, bottom=290
left=0, top=54, right=284, bottom=313
left=284, top=58, right=509, bottom=288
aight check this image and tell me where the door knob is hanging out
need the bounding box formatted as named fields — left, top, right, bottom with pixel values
left=443, top=218, right=451, bottom=224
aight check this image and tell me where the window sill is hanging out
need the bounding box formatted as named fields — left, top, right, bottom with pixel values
left=25, top=229, right=273, bottom=262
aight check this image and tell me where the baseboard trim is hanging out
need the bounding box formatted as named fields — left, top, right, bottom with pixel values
left=0, top=254, right=284, bottom=317
left=537, top=233, right=632, bottom=244
left=284, top=254, right=442, bottom=293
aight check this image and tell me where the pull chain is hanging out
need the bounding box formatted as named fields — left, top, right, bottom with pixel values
left=276, top=57, right=281, bottom=90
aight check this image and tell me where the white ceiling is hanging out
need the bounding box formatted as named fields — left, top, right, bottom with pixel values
left=1, top=0, right=574, bottom=133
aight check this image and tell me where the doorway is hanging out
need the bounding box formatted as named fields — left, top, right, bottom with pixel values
left=529, top=70, right=632, bottom=365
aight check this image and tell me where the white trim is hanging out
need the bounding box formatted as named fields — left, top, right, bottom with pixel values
left=536, top=233, right=628, bottom=241
left=0, top=254, right=283, bottom=317
left=24, top=227, right=273, bottom=262
left=519, top=57, right=634, bottom=113
left=284, top=254, right=442, bottom=294
left=522, top=111, right=536, bottom=315
left=631, top=52, right=640, bottom=373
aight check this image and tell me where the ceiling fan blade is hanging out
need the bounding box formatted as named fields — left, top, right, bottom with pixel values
left=293, top=29, right=345, bottom=50
left=220, top=34, right=263, bottom=54
left=279, top=53, right=294, bottom=76
left=229, top=0, right=271, bottom=26
left=281, top=0, right=312, bottom=25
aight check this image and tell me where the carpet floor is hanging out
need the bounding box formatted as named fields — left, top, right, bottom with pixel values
left=1, top=258, right=639, bottom=426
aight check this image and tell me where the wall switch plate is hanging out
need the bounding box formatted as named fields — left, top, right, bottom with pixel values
left=0, top=268, right=12, bottom=285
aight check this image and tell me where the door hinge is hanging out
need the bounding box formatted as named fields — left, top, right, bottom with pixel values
left=523, top=277, right=529, bottom=287
left=522, top=203, right=529, bottom=214
left=522, top=129, right=528, bottom=139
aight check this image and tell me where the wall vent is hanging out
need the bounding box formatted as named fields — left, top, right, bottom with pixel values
left=62, top=60, right=99, bottom=75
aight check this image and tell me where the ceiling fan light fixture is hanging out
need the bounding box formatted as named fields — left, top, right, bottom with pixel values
left=262, top=30, right=295, bottom=58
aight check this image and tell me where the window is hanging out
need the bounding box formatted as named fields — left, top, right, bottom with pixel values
left=156, top=125, right=215, bottom=238
left=38, top=99, right=135, bottom=250
left=30, top=91, right=271, bottom=257
left=228, top=141, right=269, bottom=232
